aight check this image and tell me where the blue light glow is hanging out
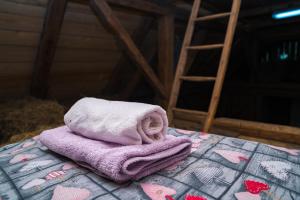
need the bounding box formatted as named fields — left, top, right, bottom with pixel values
left=273, top=8, right=300, bottom=19
left=280, top=52, right=288, bottom=60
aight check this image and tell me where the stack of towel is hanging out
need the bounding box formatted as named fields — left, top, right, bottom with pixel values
left=39, top=98, right=192, bottom=183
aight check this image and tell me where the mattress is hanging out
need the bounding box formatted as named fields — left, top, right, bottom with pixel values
left=0, top=128, right=299, bottom=200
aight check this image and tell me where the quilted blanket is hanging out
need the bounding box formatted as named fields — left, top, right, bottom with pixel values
left=0, top=128, right=299, bottom=200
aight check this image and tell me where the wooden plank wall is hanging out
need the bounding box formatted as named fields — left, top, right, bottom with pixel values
left=0, top=0, right=144, bottom=100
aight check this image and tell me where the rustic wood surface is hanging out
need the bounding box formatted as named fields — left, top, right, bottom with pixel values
left=31, top=0, right=68, bottom=98
left=90, top=0, right=166, bottom=98
left=0, top=0, right=142, bottom=100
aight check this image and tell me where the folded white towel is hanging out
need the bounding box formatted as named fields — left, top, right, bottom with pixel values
left=64, top=98, right=168, bottom=145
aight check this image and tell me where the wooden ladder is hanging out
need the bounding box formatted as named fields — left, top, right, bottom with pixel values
left=167, top=0, right=241, bottom=132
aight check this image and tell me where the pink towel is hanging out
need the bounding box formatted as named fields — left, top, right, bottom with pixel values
left=39, top=126, right=192, bottom=183
left=64, top=98, right=168, bottom=145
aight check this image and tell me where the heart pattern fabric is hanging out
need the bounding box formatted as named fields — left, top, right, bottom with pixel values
left=165, top=161, right=183, bottom=171
left=22, top=141, right=36, bottom=148
left=62, top=162, right=77, bottom=171
left=21, top=163, right=73, bottom=190
left=231, top=140, right=245, bottom=147
left=0, top=153, right=9, bottom=158
left=191, top=148, right=198, bottom=153
left=268, top=145, right=300, bottom=156
left=192, top=139, right=201, bottom=148
left=1, top=127, right=299, bottom=200
left=140, top=183, right=176, bottom=200
left=214, top=150, right=248, bottom=164
left=46, top=171, right=65, bottom=180
left=192, top=167, right=223, bottom=185
left=11, top=148, right=23, bottom=155
left=199, top=134, right=210, bottom=140
left=175, top=129, right=195, bottom=135
left=9, top=154, right=37, bottom=164
left=234, top=192, right=261, bottom=200
left=244, top=180, right=270, bottom=194
left=51, top=185, right=90, bottom=200
left=260, top=161, right=291, bottom=181
left=165, top=195, right=175, bottom=200
left=19, top=160, right=53, bottom=172
left=22, top=178, right=46, bottom=190
left=191, top=139, right=202, bottom=152
left=185, top=194, right=207, bottom=200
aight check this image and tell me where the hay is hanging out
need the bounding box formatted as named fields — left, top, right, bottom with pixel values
left=7, top=126, right=50, bottom=144
left=0, top=97, right=65, bottom=145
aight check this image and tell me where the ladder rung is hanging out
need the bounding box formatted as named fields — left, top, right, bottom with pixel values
left=195, top=12, right=231, bottom=21
left=187, top=44, right=224, bottom=50
left=180, top=76, right=216, bottom=82
left=173, top=108, right=208, bottom=117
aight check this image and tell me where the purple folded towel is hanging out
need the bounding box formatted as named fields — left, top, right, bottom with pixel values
left=39, top=126, right=192, bottom=183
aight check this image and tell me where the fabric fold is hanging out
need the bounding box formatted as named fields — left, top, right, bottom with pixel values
left=64, top=97, right=168, bottom=145
left=39, top=126, right=191, bottom=183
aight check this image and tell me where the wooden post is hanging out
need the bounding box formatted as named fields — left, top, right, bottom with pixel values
left=30, top=0, right=68, bottom=98
left=90, top=0, right=166, bottom=98
left=158, top=14, right=174, bottom=107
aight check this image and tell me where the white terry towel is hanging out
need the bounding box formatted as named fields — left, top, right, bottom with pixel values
left=64, top=97, right=168, bottom=145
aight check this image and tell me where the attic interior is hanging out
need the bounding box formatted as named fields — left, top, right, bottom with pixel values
left=1, top=0, right=300, bottom=147
left=1, top=0, right=300, bottom=197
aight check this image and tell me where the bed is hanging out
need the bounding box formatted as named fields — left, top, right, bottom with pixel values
left=0, top=128, right=299, bottom=200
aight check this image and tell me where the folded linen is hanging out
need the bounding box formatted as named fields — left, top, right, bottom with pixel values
left=64, top=98, right=168, bottom=145
left=39, top=126, right=192, bottom=183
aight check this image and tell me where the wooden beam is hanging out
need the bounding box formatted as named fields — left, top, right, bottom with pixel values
left=107, top=0, right=171, bottom=15
left=173, top=117, right=300, bottom=148
left=30, top=0, right=68, bottom=98
left=173, top=108, right=300, bottom=145
left=121, top=14, right=174, bottom=103
left=238, top=136, right=300, bottom=148
left=73, top=0, right=170, bottom=15
left=90, top=0, right=166, bottom=98
left=120, top=37, right=157, bottom=100
left=103, top=18, right=155, bottom=97
left=240, top=2, right=300, bottom=18
left=214, top=118, right=300, bottom=145
left=158, top=14, right=174, bottom=106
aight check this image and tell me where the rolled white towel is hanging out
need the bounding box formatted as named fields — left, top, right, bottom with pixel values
left=64, top=97, right=168, bottom=145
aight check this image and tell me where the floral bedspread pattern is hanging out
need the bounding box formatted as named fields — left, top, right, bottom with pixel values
left=0, top=128, right=299, bottom=200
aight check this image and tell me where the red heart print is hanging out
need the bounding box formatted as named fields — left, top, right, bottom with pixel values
left=165, top=195, right=175, bottom=200
left=238, top=156, right=249, bottom=161
left=244, top=180, right=270, bottom=194
left=185, top=194, right=207, bottom=200
left=140, top=183, right=176, bottom=200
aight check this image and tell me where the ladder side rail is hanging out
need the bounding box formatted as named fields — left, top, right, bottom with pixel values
left=203, top=0, right=241, bottom=132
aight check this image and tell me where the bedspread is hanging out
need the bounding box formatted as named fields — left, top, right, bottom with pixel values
left=0, top=128, right=299, bottom=200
